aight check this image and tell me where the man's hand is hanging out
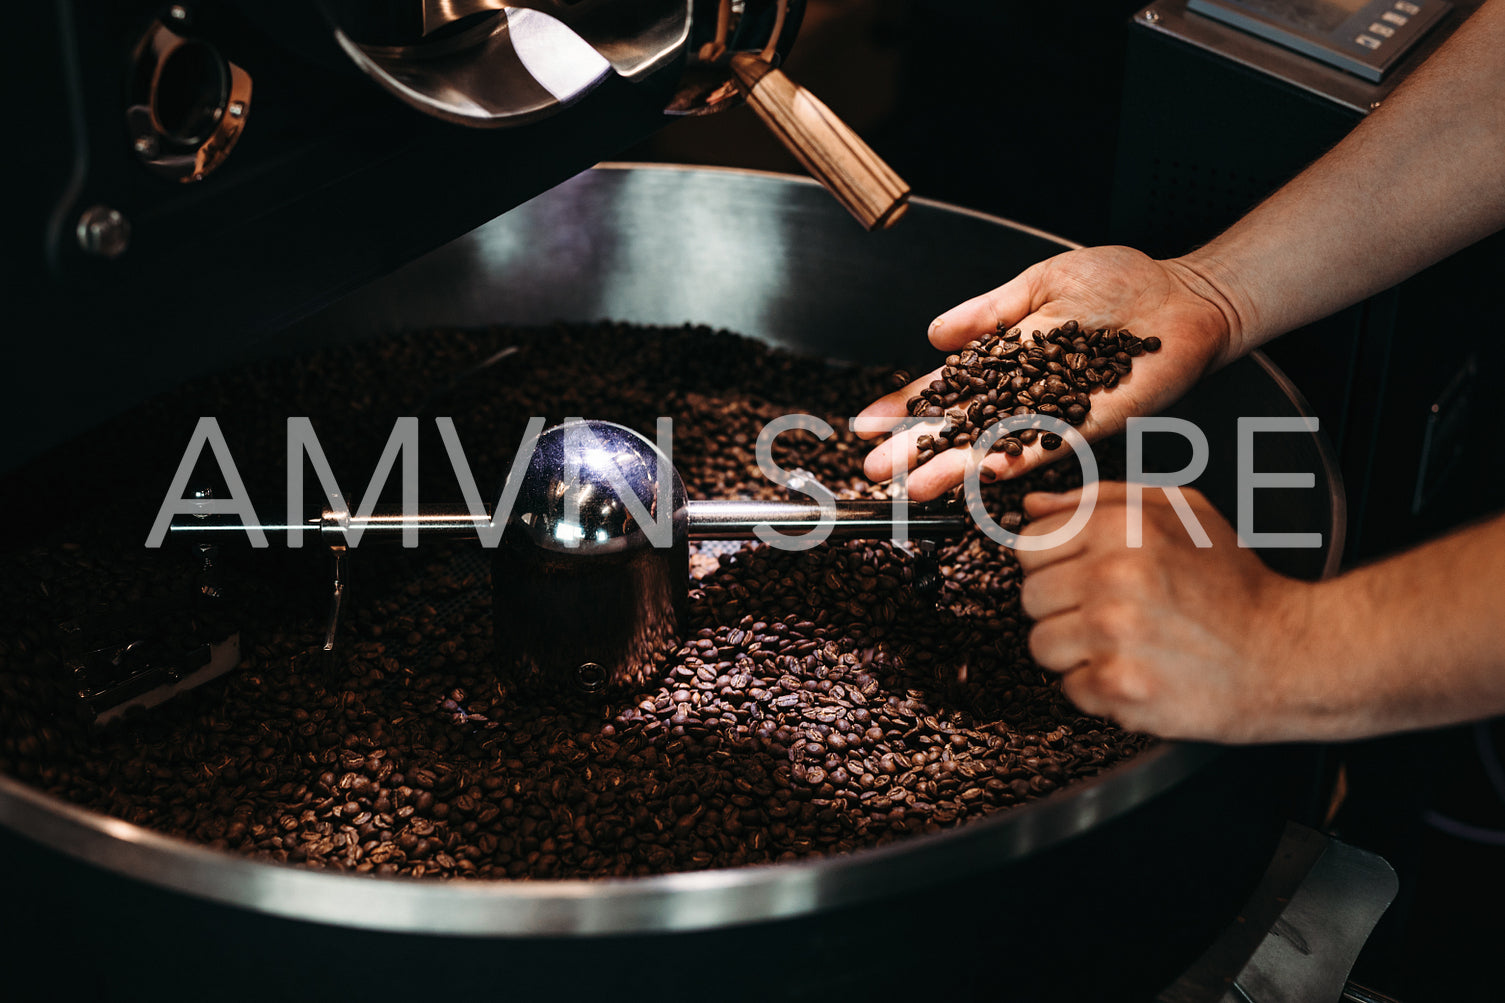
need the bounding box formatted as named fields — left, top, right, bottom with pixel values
left=855, top=246, right=1238, bottom=501
left=1015, top=482, right=1315, bottom=743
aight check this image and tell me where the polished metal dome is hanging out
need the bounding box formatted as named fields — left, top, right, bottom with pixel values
left=508, top=419, right=688, bottom=555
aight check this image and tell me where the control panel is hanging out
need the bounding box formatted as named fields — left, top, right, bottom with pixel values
left=1187, top=0, right=1452, bottom=81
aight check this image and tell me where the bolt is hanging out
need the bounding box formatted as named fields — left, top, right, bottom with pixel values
left=1144, top=8, right=1161, bottom=22
left=133, top=134, right=159, bottom=157
left=576, top=662, right=607, bottom=692
left=228, top=100, right=245, bottom=119
left=76, top=205, right=131, bottom=260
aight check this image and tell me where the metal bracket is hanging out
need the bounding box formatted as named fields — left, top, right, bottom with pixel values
left=1159, top=822, right=1399, bottom=1002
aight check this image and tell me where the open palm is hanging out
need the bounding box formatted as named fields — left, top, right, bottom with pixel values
left=856, top=245, right=1236, bottom=501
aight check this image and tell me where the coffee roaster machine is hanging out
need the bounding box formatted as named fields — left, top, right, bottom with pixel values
left=3, top=3, right=1404, bottom=1000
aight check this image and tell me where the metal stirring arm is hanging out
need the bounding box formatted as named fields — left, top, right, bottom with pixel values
left=171, top=496, right=967, bottom=660
left=686, top=498, right=966, bottom=541
left=172, top=498, right=967, bottom=545
left=168, top=420, right=973, bottom=689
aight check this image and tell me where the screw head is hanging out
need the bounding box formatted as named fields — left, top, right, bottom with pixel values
left=228, top=100, right=245, bottom=119
left=76, top=205, right=131, bottom=259
left=168, top=5, right=189, bottom=22
left=133, top=134, right=159, bottom=157
left=1144, top=8, right=1161, bottom=22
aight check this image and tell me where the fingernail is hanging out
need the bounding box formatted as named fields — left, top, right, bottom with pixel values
left=980, top=468, right=997, bottom=483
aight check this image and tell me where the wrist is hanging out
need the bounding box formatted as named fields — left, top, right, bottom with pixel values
left=1249, top=574, right=1352, bottom=742
left=1257, top=572, right=1406, bottom=743
left=1164, top=249, right=1257, bottom=369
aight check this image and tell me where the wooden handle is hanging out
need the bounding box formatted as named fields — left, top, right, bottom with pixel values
left=729, top=53, right=910, bottom=231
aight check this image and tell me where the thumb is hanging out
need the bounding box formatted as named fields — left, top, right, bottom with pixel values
left=1022, top=489, right=1082, bottom=518
left=1023, top=482, right=1128, bottom=517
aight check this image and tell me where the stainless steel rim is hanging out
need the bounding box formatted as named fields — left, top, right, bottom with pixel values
left=1246, top=350, right=1348, bottom=578
left=0, top=741, right=1214, bottom=936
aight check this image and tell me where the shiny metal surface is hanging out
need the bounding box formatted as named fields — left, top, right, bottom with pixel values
left=127, top=17, right=253, bottom=182
left=1134, top=0, right=1480, bottom=115
left=0, top=166, right=1345, bottom=936
left=494, top=420, right=689, bottom=691
left=1159, top=823, right=1398, bottom=1003
left=502, top=421, right=684, bottom=555
left=0, top=737, right=1215, bottom=936
left=1229, top=833, right=1397, bottom=1003
left=491, top=420, right=969, bottom=689
left=686, top=499, right=969, bottom=540
left=170, top=499, right=967, bottom=545
left=326, top=0, right=798, bottom=128
left=334, top=10, right=612, bottom=127
left=75, top=206, right=131, bottom=259
left=669, top=0, right=808, bottom=117
left=317, top=504, right=490, bottom=542
left=420, top=0, right=691, bottom=81
left=174, top=423, right=969, bottom=687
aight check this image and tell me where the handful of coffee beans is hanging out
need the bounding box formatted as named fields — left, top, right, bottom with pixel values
left=902, top=321, right=1161, bottom=461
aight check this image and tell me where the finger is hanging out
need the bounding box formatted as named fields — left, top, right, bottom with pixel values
left=891, top=438, right=1042, bottom=502
left=853, top=367, right=947, bottom=440
left=889, top=446, right=969, bottom=502
left=1023, top=482, right=1133, bottom=519
left=861, top=418, right=944, bottom=484
left=1059, top=665, right=1122, bottom=723
left=1012, top=509, right=1089, bottom=572
left=1063, top=656, right=1152, bottom=711
left=862, top=417, right=1007, bottom=494
left=871, top=421, right=1087, bottom=500
left=1023, top=489, right=1083, bottom=518
left=1019, top=561, right=1088, bottom=621
left=916, top=394, right=1128, bottom=486
left=1026, top=611, right=1095, bottom=673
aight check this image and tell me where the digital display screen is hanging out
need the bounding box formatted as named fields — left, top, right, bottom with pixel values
left=1227, top=0, right=1369, bottom=33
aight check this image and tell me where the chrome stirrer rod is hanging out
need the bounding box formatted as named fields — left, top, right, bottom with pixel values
left=206, top=497, right=963, bottom=545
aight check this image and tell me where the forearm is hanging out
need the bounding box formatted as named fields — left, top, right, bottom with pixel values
left=1176, top=1, right=1505, bottom=360
left=1281, top=512, right=1505, bottom=739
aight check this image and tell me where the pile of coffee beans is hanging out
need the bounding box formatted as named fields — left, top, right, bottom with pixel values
left=904, top=320, right=1160, bottom=461
left=0, top=321, right=1152, bottom=879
